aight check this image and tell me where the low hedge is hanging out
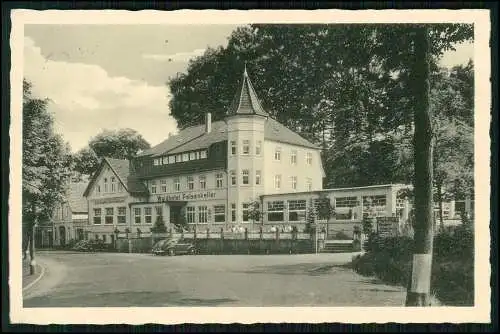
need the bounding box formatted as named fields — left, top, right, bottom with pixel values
left=352, top=224, right=474, bottom=306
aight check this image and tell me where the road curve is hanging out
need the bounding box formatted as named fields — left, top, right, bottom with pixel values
left=23, top=251, right=406, bottom=307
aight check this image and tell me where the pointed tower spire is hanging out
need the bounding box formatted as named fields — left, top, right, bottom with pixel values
left=227, top=65, right=268, bottom=117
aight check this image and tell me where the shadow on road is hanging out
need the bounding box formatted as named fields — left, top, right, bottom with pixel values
left=239, top=263, right=343, bottom=276
left=24, top=290, right=238, bottom=307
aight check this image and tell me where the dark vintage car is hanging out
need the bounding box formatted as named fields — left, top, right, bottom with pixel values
left=152, top=237, right=196, bottom=256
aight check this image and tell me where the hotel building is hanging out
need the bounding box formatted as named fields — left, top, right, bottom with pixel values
left=83, top=68, right=325, bottom=240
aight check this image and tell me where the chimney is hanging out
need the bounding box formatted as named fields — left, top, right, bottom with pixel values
left=205, top=112, right=212, bottom=133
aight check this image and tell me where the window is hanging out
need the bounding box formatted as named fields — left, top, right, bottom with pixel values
left=290, top=176, right=297, bottom=190
left=242, top=169, right=249, bottom=185
left=186, top=207, right=196, bottom=224
left=198, top=206, right=208, bottom=224
left=288, top=200, right=306, bottom=221
left=176, top=154, right=182, bottom=163
left=105, top=208, right=114, bottom=224
left=155, top=206, right=163, bottom=220
left=216, top=173, right=224, bottom=188
left=111, top=177, right=116, bottom=192
left=160, top=179, right=167, bottom=193
left=168, top=155, right=175, bottom=164
left=151, top=180, right=157, bottom=194
left=306, top=152, right=313, bottom=165
left=335, top=196, right=358, bottom=208
left=145, top=207, right=152, bottom=224
left=117, top=207, right=126, bottom=224
left=267, top=201, right=284, bottom=221
left=242, top=140, right=250, bottom=155
left=174, top=178, right=180, bottom=191
left=104, top=178, right=108, bottom=193
left=187, top=176, right=194, bottom=190
left=189, top=152, right=196, bottom=160
left=214, top=205, right=225, bottom=223
left=291, top=150, right=297, bottom=164
left=274, top=175, right=282, bottom=189
left=255, top=140, right=262, bottom=156
left=231, top=141, right=237, bottom=155
left=242, top=203, right=249, bottom=222
left=93, top=208, right=102, bottom=224
left=134, top=208, right=141, bottom=224
left=255, top=170, right=261, bottom=185
left=153, top=158, right=159, bottom=166
left=200, top=150, right=207, bottom=159
left=117, top=183, right=123, bottom=192
left=231, top=203, right=236, bottom=222
left=230, top=170, right=237, bottom=186
left=363, top=195, right=387, bottom=217
left=97, top=185, right=101, bottom=194
left=275, top=147, right=281, bottom=161
left=306, top=178, right=312, bottom=191
left=181, top=153, right=188, bottom=162
left=163, top=156, right=169, bottom=165
left=199, top=175, right=206, bottom=189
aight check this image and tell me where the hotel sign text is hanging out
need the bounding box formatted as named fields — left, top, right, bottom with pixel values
left=156, top=190, right=222, bottom=202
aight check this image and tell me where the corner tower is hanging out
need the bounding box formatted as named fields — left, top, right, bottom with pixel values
left=225, top=66, right=268, bottom=225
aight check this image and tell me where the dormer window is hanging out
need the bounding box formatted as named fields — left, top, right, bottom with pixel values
left=182, top=153, right=189, bottom=162
left=200, top=150, right=207, bottom=159
left=168, top=155, right=175, bottom=164
left=190, top=152, right=196, bottom=160
left=162, top=156, right=169, bottom=165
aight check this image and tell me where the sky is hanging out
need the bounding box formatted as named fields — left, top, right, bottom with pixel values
left=23, top=25, right=474, bottom=153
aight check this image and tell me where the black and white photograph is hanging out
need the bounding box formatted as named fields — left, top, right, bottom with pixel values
left=9, top=9, right=491, bottom=324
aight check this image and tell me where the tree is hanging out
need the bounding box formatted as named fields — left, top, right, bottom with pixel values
left=73, top=128, right=151, bottom=177
left=23, top=79, right=73, bottom=258
left=151, top=215, right=167, bottom=233
left=305, top=198, right=317, bottom=234
left=247, top=200, right=263, bottom=224
left=167, top=24, right=472, bottom=190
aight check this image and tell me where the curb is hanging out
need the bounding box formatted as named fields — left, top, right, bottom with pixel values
left=22, top=262, right=46, bottom=292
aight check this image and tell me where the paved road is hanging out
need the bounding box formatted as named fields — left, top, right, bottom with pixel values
left=23, top=251, right=406, bottom=307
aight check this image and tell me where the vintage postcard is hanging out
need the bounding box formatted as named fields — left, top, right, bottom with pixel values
left=9, top=9, right=491, bottom=324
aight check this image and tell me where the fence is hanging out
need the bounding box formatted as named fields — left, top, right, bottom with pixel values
left=116, top=227, right=325, bottom=255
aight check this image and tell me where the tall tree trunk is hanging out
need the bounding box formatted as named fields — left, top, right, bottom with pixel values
left=405, top=25, right=435, bottom=307
left=437, top=182, right=444, bottom=231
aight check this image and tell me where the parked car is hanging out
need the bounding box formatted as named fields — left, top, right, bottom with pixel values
left=152, top=237, right=196, bottom=256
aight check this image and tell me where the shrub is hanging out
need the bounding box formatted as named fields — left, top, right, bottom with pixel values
left=351, top=224, right=473, bottom=306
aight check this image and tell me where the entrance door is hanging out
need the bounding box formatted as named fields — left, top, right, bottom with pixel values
left=77, top=228, right=84, bottom=241
left=170, top=206, right=181, bottom=226
left=59, top=226, right=66, bottom=246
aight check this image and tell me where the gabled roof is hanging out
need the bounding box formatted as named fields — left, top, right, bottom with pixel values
left=226, top=66, right=269, bottom=117
left=66, top=182, right=88, bottom=213
left=83, top=157, right=148, bottom=197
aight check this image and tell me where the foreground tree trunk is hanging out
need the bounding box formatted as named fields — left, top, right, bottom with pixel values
left=405, top=25, right=435, bottom=306
left=437, top=182, right=444, bottom=231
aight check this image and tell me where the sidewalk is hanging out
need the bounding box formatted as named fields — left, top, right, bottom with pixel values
left=22, top=257, right=43, bottom=289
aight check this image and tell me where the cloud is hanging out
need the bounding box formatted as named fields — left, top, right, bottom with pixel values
left=142, top=48, right=206, bottom=62
left=24, top=36, right=178, bottom=152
